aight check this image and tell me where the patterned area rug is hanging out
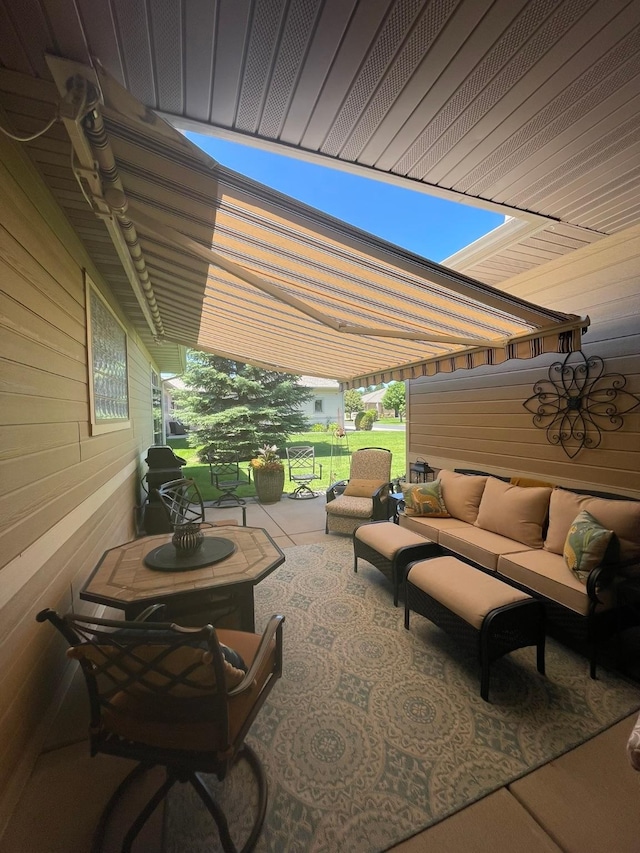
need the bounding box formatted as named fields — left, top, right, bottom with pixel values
left=164, top=537, right=640, bottom=852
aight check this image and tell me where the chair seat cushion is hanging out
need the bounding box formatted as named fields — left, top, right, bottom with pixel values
left=326, top=495, right=373, bottom=518
left=101, top=630, right=275, bottom=753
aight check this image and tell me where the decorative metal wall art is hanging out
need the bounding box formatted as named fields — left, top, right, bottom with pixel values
left=523, top=351, right=640, bottom=458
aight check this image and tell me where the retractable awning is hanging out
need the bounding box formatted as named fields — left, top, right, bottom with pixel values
left=49, top=57, right=587, bottom=389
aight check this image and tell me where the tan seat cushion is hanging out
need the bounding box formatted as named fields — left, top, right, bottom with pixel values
left=408, top=556, right=531, bottom=630
left=475, top=477, right=552, bottom=549
left=355, top=521, right=432, bottom=558
left=497, top=550, right=614, bottom=615
left=439, top=526, right=535, bottom=571
left=438, top=469, right=488, bottom=523
left=399, top=514, right=470, bottom=543
left=326, top=494, right=376, bottom=519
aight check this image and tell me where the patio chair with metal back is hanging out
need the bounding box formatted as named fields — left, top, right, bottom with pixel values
left=205, top=451, right=249, bottom=508
left=156, top=477, right=247, bottom=529
left=36, top=607, right=284, bottom=853
left=286, top=445, right=323, bottom=499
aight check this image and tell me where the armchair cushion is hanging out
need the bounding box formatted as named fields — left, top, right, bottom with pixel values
left=325, top=495, right=375, bottom=518
left=71, top=642, right=246, bottom=694
left=102, top=630, right=275, bottom=752
left=344, top=478, right=388, bottom=497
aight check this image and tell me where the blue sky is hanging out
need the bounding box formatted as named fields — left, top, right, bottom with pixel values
left=187, top=133, right=505, bottom=263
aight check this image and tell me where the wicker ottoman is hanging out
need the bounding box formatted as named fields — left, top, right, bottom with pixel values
left=405, top=556, right=546, bottom=701
left=353, top=521, right=441, bottom=606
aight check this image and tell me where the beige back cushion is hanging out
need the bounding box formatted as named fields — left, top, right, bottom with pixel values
left=545, top=489, right=640, bottom=565
left=585, top=496, right=640, bottom=565
left=350, top=449, right=392, bottom=482
left=544, top=489, right=589, bottom=554
left=475, top=477, right=552, bottom=548
left=438, top=470, right=487, bottom=523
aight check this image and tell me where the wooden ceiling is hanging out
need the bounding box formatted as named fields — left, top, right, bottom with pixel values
left=1, top=0, right=639, bottom=286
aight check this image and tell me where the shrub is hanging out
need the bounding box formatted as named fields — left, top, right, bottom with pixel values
left=360, top=410, right=375, bottom=430
left=310, top=423, right=326, bottom=432
left=354, top=410, right=367, bottom=430
left=326, top=422, right=339, bottom=433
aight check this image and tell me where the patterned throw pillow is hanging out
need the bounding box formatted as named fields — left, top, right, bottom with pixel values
left=564, top=510, right=614, bottom=583
left=403, top=481, right=450, bottom=518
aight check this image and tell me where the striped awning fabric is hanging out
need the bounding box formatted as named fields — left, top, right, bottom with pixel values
left=67, top=61, right=588, bottom=389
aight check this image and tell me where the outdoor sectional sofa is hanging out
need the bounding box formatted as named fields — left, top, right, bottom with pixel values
left=398, top=468, right=640, bottom=677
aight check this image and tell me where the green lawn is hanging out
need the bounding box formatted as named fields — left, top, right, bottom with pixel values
left=167, top=431, right=407, bottom=501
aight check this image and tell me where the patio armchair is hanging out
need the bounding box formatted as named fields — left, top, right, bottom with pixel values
left=286, top=445, right=323, bottom=499
left=36, top=607, right=284, bottom=853
left=325, top=447, right=393, bottom=535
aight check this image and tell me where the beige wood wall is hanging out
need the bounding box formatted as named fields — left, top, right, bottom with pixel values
left=0, top=133, right=158, bottom=824
left=407, top=225, right=640, bottom=497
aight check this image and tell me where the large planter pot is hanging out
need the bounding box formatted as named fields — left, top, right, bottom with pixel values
left=253, top=467, right=285, bottom=503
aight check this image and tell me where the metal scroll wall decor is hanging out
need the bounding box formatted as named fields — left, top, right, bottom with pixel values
left=523, top=351, right=640, bottom=459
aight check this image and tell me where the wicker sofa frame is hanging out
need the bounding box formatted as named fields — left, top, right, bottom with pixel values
left=398, top=469, right=640, bottom=678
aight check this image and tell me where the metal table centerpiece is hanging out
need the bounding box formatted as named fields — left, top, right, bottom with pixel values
left=143, top=522, right=236, bottom=571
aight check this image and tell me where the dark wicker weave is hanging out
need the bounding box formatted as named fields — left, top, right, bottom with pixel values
left=405, top=577, right=545, bottom=701
left=353, top=523, right=442, bottom=605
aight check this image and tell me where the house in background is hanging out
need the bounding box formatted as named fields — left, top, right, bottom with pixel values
left=298, top=376, right=343, bottom=428
left=1, top=0, right=640, bottom=838
left=361, top=388, right=392, bottom=419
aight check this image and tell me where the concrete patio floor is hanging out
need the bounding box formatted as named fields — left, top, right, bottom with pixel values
left=204, top=490, right=329, bottom=549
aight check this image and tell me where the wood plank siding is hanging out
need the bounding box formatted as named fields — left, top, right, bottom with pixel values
left=0, top=132, right=158, bottom=823
left=407, top=226, right=640, bottom=497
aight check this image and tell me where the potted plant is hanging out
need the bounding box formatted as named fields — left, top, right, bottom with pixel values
left=250, top=444, right=285, bottom=503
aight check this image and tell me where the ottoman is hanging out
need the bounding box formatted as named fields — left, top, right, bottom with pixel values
left=353, top=521, right=441, bottom=605
left=405, top=556, right=546, bottom=701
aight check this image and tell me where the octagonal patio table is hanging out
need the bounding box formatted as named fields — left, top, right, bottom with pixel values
left=80, top=525, right=284, bottom=631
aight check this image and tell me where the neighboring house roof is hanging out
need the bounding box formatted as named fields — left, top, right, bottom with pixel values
left=361, top=389, right=387, bottom=404
left=299, top=376, right=341, bottom=389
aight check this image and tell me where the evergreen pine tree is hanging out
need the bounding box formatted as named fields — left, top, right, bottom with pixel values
left=175, top=352, right=312, bottom=461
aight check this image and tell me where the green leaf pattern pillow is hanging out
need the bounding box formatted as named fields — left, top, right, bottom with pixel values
left=403, top=481, right=450, bottom=518
left=564, top=509, right=614, bottom=583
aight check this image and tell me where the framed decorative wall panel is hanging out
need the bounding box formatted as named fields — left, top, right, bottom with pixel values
left=86, top=274, right=131, bottom=434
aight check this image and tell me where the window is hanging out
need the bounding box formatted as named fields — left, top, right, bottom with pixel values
left=314, top=399, right=323, bottom=413
left=151, top=370, right=163, bottom=444
left=86, top=275, right=130, bottom=434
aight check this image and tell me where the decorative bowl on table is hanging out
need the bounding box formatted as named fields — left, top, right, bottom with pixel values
left=172, top=522, right=204, bottom=557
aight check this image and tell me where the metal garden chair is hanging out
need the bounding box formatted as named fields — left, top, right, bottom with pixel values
left=285, top=445, right=323, bottom=499
left=36, top=607, right=284, bottom=853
